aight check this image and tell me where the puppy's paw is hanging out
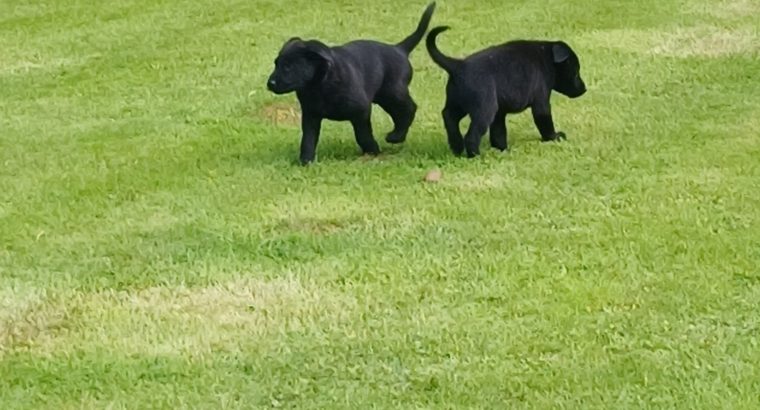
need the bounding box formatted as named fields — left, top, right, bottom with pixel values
left=365, top=139, right=381, bottom=154
left=361, top=146, right=381, bottom=156
left=359, top=152, right=384, bottom=162
left=449, top=143, right=465, bottom=157
left=385, top=131, right=407, bottom=144
left=299, top=156, right=316, bottom=166
left=542, top=132, right=567, bottom=142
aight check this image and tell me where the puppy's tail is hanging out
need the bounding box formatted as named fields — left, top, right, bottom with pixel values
left=426, top=26, right=463, bottom=74
left=397, top=2, right=436, bottom=54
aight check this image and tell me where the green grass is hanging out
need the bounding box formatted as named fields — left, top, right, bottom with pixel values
left=1, top=0, right=760, bottom=408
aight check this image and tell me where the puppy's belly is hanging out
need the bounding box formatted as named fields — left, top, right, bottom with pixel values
left=501, top=103, right=530, bottom=114
left=303, top=99, right=369, bottom=121
left=498, top=96, right=531, bottom=114
left=298, top=81, right=374, bottom=121
left=321, top=110, right=363, bottom=121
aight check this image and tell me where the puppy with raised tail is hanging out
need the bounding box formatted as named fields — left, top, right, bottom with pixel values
left=426, top=26, right=587, bottom=157
left=267, top=3, right=436, bottom=165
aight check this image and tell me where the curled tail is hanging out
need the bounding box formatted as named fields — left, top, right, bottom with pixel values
left=426, top=26, right=463, bottom=74
left=397, top=2, right=436, bottom=54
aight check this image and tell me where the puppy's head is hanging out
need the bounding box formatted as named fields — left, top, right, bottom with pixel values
left=267, top=38, right=333, bottom=94
left=551, top=42, right=586, bottom=98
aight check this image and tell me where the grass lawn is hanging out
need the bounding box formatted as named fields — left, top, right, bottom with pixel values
left=1, top=0, right=759, bottom=408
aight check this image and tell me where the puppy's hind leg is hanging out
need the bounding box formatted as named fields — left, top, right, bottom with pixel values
left=377, top=89, right=417, bottom=144
left=463, top=103, right=497, bottom=158
left=442, top=105, right=465, bottom=156
left=351, top=110, right=381, bottom=156
left=489, top=109, right=508, bottom=151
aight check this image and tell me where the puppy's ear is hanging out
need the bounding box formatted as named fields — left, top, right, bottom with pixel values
left=279, top=37, right=303, bottom=54
left=303, top=40, right=334, bottom=68
left=552, top=42, right=571, bottom=63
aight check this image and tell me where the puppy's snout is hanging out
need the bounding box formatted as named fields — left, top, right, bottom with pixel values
left=570, top=78, right=587, bottom=98
left=267, top=77, right=277, bottom=91
left=578, top=81, right=587, bottom=95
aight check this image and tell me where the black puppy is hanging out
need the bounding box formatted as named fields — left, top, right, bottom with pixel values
left=267, top=3, right=436, bottom=165
left=426, top=26, right=587, bottom=157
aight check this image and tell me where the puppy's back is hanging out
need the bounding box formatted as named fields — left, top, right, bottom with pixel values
left=467, top=41, right=550, bottom=66
left=338, top=40, right=413, bottom=88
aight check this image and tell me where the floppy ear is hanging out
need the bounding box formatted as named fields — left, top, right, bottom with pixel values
left=279, top=37, right=303, bottom=54
left=552, top=42, right=571, bottom=63
left=303, top=40, right=334, bottom=68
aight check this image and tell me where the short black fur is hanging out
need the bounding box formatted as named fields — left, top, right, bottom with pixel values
left=426, top=26, right=587, bottom=157
left=267, top=3, right=436, bottom=165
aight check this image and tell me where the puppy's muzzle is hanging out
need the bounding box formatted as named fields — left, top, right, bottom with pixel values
left=267, top=77, right=278, bottom=91
left=570, top=81, right=587, bottom=98
left=267, top=76, right=292, bottom=95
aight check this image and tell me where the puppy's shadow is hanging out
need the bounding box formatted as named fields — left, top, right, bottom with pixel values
left=234, top=118, right=420, bottom=166
left=227, top=132, right=401, bottom=167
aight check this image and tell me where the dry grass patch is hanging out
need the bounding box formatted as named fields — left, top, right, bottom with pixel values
left=579, top=26, right=759, bottom=57
left=43, top=199, right=188, bottom=252
left=0, top=55, right=98, bottom=75
left=651, top=27, right=759, bottom=57
left=687, top=0, right=760, bottom=19
left=663, top=167, right=725, bottom=191
left=0, top=286, right=67, bottom=355
left=262, top=196, right=372, bottom=235
left=2, top=277, right=356, bottom=357
left=257, top=101, right=301, bottom=127
left=439, top=168, right=522, bottom=192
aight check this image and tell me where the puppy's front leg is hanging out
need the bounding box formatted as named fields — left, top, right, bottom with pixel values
left=300, top=113, right=322, bottom=165
left=350, top=112, right=380, bottom=156
left=531, top=101, right=566, bottom=142
left=489, top=110, right=508, bottom=151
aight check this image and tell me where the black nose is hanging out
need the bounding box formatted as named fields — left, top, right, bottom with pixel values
left=267, top=78, right=277, bottom=90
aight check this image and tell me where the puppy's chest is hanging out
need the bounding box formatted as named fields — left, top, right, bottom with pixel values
left=297, top=90, right=367, bottom=120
